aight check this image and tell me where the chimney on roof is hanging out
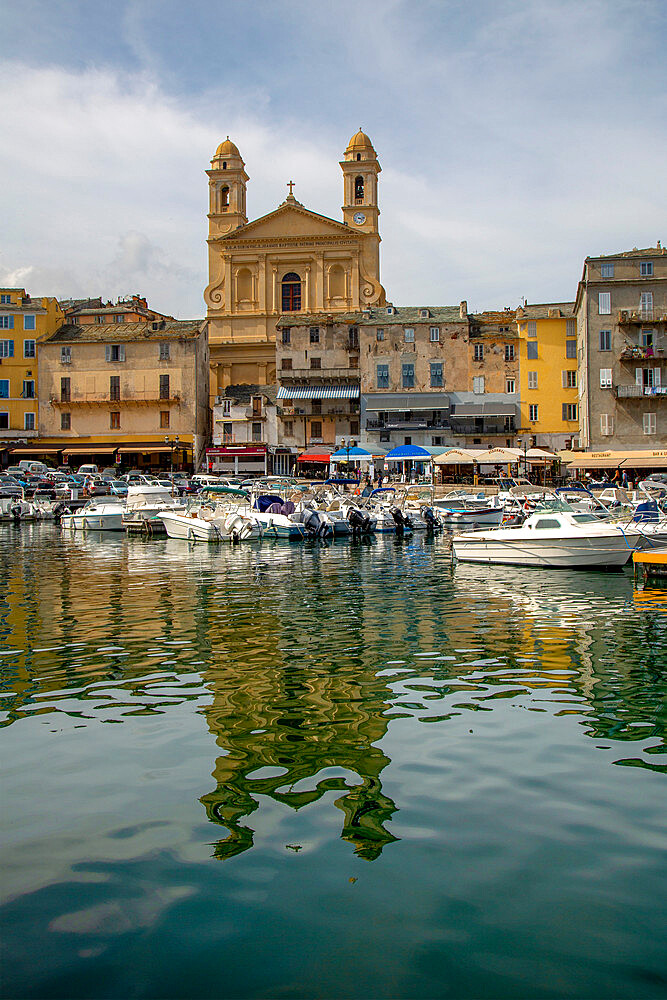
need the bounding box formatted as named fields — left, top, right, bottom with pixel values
left=459, top=300, right=467, bottom=319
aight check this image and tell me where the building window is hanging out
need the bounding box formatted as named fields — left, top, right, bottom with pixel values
left=473, top=375, right=485, bottom=394
left=529, top=404, right=539, bottom=422
left=430, top=327, right=440, bottom=342
left=354, top=175, right=364, bottom=202
left=473, top=344, right=484, bottom=361
left=114, top=314, right=125, bottom=324
left=348, top=326, right=359, bottom=349
left=402, top=363, right=415, bottom=388
left=252, top=422, right=262, bottom=441
left=0, top=316, right=15, bottom=330
left=159, top=342, right=170, bottom=360
left=282, top=328, right=291, bottom=345
left=566, top=340, right=577, bottom=358
left=0, top=379, right=8, bottom=398
left=23, top=315, right=36, bottom=331
left=109, top=375, right=121, bottom=401
left=504, top=344, right=515, bottom=362
left=60, top=377, right=71, bottom=402
left=0, top=339, right=14, bottom=356
left=601, top=262, right=614, bottom=278
left=105, top=344, right=125, bottom=362
left=404, top=328, right=414, bottom=343
left=310, top=357, right=321, bottom=370
left=566, top=319, right=576, bottom=336
left=95, top=315, right=105, bottom=324
left=506, top=378, right=515, bottom=394
left=430, top=362, right=443, bottom=387
left=598, top=292, right=611, bottom=315
left=562, top=370, right=577, bottom=388
left=641, top=329, right=654, bottom=348
left=600, top=369, right=613, bottom=388
left=377, top=364, right=389, bottom=388
left=350, top=420, right=359, bottom=435
left=640, top=291, right=653, bottom=318
left=222, top=399, right=231, bottom=416
left=349, top=355, right=358, bottom=368
left=159, top=374, right=170, bottom=399
left=528, top=371, right=538, bottom=389
left=311, top=400, right=321, bottom=415
left=284, top=420, right=293, bottom=436
left=60, top=346, right=71, bottom=363
left=110, top=412, right=121, bottom=429
left=252, top=397, right=262, bottom=417
left=61, top=412, right=71, bottom=430
left=160, top=411, right=170, bottom=428
left=379, top=431, right=390, bottom=442
left=22, top=379, right=35, bottom=398
left=0, top=294, right=10, bottom=304
left=281, top=272, right=301, bottom=312
left=527, top=342, right=538, bottom=359
left=599, top=330, right=612, bottom=351
left=640, top=261, right=653, bottom=277
left=309, top=327, right=320, bottom=344
left=0, top=412, right=8, bottom=429
left=376, top=328, right=384, bottom=341
left=600, top=413, right=614, bottom=436
left=281, top=358, right=292, bottom=370
left=23, top=339, right=36, bottom=358
left=562, top=403, right=577, bottom=421
left=222, top=422, right=232, bottom=441
left=643, top=413, right=657, bottom=435
left=527, top=321, right=537, bottom=338
left=310, top=420, right=322, bottom=438
left=24, top=412, right=36, bottom=431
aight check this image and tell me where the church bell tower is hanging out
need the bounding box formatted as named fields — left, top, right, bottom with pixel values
left=207, top=137, right=248, bottom=237
left=341, top=129, right=381, bottom=235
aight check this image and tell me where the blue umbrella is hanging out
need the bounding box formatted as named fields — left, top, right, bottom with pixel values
left=384, top=445, right=432, bottom=461
left=330, top=446, right=372, bottom=461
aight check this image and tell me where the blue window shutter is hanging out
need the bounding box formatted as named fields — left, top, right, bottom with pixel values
left=8, top=316, right=14, bottom=330
left=9, top=340, right=14, bottom=356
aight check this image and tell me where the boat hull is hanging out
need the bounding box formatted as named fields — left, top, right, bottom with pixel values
left=452, top=533, right=640, bottom=568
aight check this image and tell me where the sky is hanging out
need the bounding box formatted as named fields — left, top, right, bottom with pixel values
left=1, top=0, right=666, bottom=318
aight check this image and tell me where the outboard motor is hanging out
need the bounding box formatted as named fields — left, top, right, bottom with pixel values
left=421, top=505, right=439, bottom=531
left=348, top=507, right=372, bottom=536
left=391, top=507, right=407, bottom=533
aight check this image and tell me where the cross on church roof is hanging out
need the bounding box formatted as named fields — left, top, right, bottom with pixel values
left=287, top=180, right=295, bottom=196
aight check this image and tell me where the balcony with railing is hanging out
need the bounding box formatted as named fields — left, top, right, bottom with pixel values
left=50, top=389, right=181, bottom=406
left=613, top=383, right=666, bottom=398
left=619, top=345, right=665, bottom=362
left=618, top=309, right=667, bottom=324
left=279, top=368, right=359, bottom=382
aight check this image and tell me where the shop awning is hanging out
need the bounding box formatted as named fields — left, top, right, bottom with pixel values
left=434, top=449, right=485, bottom=465
left=364, top=393, right=450, bottom=411
left=117, top=445, right=192, bottom=454
left=10, top=447, right=63, bottom=455
left=560, top=450, right=667, bottom=470
left=62, top=445, right=118, bottom=455
left=297, top=448, right=331, bottom=463
left=278, top=385, right=359, bottom=399
left=451, top=402, right=517, bottom=418
left=207, top=446, right=266, bottom=457
left=477, top=447, right=522, bottom=464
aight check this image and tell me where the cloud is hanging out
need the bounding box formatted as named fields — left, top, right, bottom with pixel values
left=1, top=0, right=666, bottom=315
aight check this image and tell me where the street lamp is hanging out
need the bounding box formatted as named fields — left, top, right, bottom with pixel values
left=164, top=435, right=180, bottom=494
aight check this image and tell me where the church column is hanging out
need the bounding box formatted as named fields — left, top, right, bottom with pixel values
left=315, top=254, right=324, bottom=310
left=258, top=255, right=266, bottom=312
left=225, top=258, right=233, bottom=315
left=304, top=265, right=311, bottom=312
left=271, top=266, right=278, bottom=313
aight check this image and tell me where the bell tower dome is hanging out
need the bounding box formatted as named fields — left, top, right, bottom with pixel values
left=340, top=129, right=381, bottom=234
left=207, top=137, right=249, bottom=237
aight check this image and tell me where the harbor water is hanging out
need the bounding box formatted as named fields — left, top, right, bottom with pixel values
left=1, top=524, right=666, bottom=999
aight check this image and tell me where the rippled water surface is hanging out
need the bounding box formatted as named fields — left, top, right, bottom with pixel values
left=1, top=524, right=666, bottom=999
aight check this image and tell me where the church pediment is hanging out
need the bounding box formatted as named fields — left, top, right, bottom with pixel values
left=218, top=202, right=355, bottom=243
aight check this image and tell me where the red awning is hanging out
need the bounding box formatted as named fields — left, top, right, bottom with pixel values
left=297, top=450, right=331, bottom=464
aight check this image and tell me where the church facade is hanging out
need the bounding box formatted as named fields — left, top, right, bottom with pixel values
left=204, top=130, right=386, bottom=402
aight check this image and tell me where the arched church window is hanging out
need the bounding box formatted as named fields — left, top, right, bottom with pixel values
left=355, top=176, right=364, bottom=203
left=222, top=162, right=227, bottom=170
left=328, top=264, right=345, bottom=300
left=220, top=186, right=229, bottom=210
left=237, top=267, right=252, bottom=302
left=282, top=272, right=301, bottom=312
left=356, top=153, right=361, bottom=161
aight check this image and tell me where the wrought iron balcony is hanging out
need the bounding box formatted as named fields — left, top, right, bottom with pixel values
left=619, top=346, right=665, bottom=361
left=618, top=309, right=667, bottom=324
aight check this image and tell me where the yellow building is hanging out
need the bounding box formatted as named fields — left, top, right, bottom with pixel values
left=204, top=130, right=386, bottom=403
left=516, top=302, right=579, bottom=450
left=0, top=287, right=63, bottom=461
left=36, top=319, right=209, bottom=470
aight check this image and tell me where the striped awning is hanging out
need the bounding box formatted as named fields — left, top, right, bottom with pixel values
left=277, top=385, right=360, bottom=400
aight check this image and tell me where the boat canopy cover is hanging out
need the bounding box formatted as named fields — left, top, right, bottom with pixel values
left=277, top=385, right=360, bottom=399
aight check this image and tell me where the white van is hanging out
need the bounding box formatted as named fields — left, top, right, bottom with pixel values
left=18, top=460, right=49, bottom=475
left=77, top=464, right=99, bottom=476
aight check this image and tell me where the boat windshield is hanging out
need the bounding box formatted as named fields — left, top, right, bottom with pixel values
left=571, top=513, right=602, bottom=523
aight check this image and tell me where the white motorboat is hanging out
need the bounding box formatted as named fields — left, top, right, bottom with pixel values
left=122, top=485, right=183, bottom=534
left=452, top=508, right=642, bottom=568
left=61, top=500, right=125, bottom=532
left=159, top=503, right=257, bottom=542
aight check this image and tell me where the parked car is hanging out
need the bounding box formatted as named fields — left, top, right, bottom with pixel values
left=101, top=467, right=118, bottom=478
left=77, top=464, right=99, bottom=476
